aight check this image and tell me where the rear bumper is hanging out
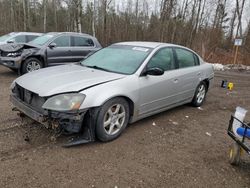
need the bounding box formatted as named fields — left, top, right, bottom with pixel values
left=0, top=56, right=22, bottom=69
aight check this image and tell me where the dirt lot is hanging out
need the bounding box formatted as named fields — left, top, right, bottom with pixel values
left=0, top=66, right=250, bottom=188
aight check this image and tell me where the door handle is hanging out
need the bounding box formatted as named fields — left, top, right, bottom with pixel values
left=173, top=78, right=178, bottom=83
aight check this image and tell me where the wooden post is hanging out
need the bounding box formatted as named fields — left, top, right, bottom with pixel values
left=233, top=45, right=239, bottom=65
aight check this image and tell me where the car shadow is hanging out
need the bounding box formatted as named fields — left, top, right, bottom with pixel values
left=130, top=104, right=191, bottom=127
left=0, top=67, right=18, bottom=79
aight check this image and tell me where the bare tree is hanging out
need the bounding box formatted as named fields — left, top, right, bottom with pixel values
left=43, top=0, right=47, bottom=32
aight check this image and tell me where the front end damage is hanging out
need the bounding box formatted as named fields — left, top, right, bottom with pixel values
left=0, top=43, right=40, bottom=71
left=10, top=84, right=96, bottom=147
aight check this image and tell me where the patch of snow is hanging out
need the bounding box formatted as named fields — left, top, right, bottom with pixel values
left=208, top=62, right=250, bottom=71
left=212, top=63, right=224, bottom=71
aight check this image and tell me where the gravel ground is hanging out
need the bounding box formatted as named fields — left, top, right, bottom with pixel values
left=0, top=66, right=250, bottom=188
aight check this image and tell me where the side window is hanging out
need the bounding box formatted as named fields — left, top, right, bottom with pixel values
left=194, top=54, right=200, bottom=65
left=13, top=35, right=26, bottom=43
left=175, top=48, right=198, bottom=68
left=147, top=48, right=175, bottom=71
left=72, top=36, right=94, bottom=47
left=52, top=36, right=70, bottom=47
left=27, top=35, right=39, bottom=42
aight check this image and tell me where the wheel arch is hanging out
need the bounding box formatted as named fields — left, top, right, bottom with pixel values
left=102, top=95, right=135, bottom=118
left=21, top=55, right=45, bottom=70
left=202, top=78, right=210, bottom=89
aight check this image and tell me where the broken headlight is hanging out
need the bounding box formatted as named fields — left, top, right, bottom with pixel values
left=6, top=51, right=22, bottom=57
left=42, top=93, right=85, bottom=111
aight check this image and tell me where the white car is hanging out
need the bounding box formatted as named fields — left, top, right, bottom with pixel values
left=10, top=42, right=214, bottom=146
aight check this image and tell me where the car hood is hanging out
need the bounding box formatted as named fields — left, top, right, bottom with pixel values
left=0, top=43, right=39, bottom=52
left=14, top=64, right=126, bottom=97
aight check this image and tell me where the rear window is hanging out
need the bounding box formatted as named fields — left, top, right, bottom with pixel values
left=72, top=36, right=94, bottom=47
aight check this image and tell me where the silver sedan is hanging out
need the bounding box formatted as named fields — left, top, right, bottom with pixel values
left=10, top=42, right=214, bottom=145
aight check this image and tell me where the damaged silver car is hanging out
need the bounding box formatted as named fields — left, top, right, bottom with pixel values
left=10, top=42, right=214, bottom=146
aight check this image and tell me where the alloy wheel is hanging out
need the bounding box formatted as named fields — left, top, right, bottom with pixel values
left=103, top=104, right=126, bottom=135
left=196, top=84, right=206, bottom=104
left=26, top=61, right=41, bottom=72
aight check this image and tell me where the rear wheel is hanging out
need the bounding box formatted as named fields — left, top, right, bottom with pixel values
left=191, top=81, right=207, bottom=107
left=21, top=58, right=42, bottom=74
left=95, top=97, right=130, bottom=142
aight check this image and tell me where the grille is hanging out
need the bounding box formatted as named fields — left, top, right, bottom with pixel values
left=1, top=51, right=8, bottom=57
left=13, top=84, right=46, bottom=114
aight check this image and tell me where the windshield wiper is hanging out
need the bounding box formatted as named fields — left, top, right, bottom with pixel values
left=85, top=65, right=111, bottom=72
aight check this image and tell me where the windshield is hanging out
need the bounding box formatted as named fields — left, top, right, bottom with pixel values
left=0, top=34, right=13, bottom=42
left=28, top=34, right=55, bottom=46
left=81, top=45, right=152, bottom=75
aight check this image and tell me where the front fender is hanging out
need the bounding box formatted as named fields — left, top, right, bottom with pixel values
left=21, top=49, right=46, bottom=66
left=79, top=75, right=140, bottom=116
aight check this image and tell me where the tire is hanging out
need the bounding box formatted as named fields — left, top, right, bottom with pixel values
left=229, top=143, right=241, bottom=166
left=95, top=97, right=130, bottom=142
left=191, top=81, right=207, bottom=107
left=21, top=58, right=42, bottom=74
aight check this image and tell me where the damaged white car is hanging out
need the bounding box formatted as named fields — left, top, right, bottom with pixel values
left=10, top=42, right=214, bottom=146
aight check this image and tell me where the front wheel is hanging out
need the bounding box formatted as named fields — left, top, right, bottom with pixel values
left=95, top=97, right=130, bottom=142
left=21, top=58, right=42, bottom=74
left=191, top=81, right=207, bottom=107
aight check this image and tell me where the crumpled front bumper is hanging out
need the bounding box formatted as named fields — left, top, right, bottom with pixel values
left=0, top=56, right=22, bottom=69
left=10, top=94, right=87, bottom=133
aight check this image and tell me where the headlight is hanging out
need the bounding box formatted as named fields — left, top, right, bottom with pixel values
left=7, top=51, right=22, bottom=57
left=42, top=93, right=85, bottom=111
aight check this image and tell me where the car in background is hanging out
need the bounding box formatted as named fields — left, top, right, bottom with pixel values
left=10, top=42, right=214, bottom=145
left=0, top=32, right=42, bottom=45
left=0, top=32, right=102, bottom=74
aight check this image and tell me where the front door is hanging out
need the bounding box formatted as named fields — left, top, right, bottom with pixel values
left=47, top=35, right=72, bottom=65
left=138, top=47, right=180, bottom=117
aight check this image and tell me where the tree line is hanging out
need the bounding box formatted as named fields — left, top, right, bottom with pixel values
left=0, top=0, right=249, bottom=65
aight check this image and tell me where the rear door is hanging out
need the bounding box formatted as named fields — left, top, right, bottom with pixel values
left=70, top=36, right=97, bottom=62
left=173, top=47, right=202, bottom=100
left=46, top=35, right=72, bottom=65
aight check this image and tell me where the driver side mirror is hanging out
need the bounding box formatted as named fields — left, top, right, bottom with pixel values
left=48, top=43, right=56, bottom=48
left=144, top=67, right=164, bottom=76
left=7, top=39, right=15, bottom=43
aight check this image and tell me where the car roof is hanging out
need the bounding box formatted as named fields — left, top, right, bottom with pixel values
left=9, top=32, right=42, bottom=36
left=46, top=32, right=94, bottom=38
left=114, top=41, right=201, bottom=58
left=114, top=41, right=185, bottom=49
